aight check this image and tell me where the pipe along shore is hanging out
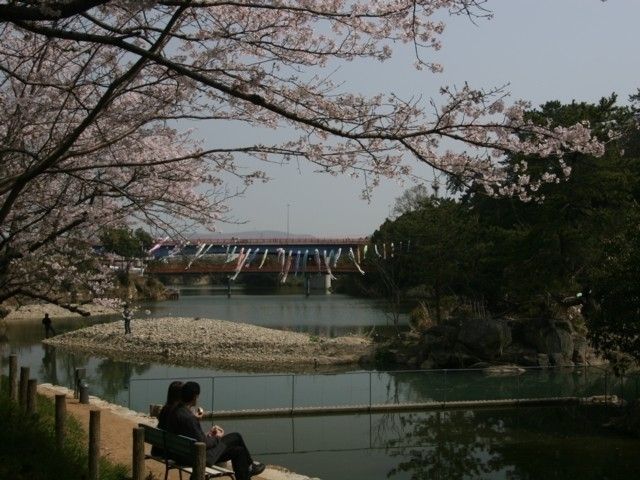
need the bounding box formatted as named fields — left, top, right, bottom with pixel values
left=150, top=395, right=621, bottom=420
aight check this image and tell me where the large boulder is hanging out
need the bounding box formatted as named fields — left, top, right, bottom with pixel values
left=544, top=327, right=573, bottom=358
left=572, top=335, right=588, bottom=364
left=501, top=344, right=539, bottom=366
left=520, top=318, right=574, bottom=363
left=425, top=324, right=459, bottom=342
left=427, top=342, right=480, bottom=368
left=457, top=318, right=512, bottom=359
left=550, top=352, right=574, bottom=367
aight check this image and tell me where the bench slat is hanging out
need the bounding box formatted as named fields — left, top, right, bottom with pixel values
left=140, top=424, right=234, bottom=478
left=140, top=424, right=194, bottom=458
left=181, top=465, right=235, bottom=477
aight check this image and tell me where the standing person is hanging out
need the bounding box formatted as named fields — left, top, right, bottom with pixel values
left=42, top=313, right=55, bottom=337
left=166, top=381, right=265, bottom=480
left=122, top=304, right=133, bottom=334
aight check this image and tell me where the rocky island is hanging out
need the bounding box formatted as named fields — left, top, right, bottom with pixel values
left=43, top=317, right=373, bottom=371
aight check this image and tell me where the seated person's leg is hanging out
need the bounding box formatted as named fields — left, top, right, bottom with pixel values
left=217, top=433, right=265, bottom=478
left=217, top=445, right=250, bottom=480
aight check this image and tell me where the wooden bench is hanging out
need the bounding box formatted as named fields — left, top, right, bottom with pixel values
left=140, top=424, right=234, bottom=480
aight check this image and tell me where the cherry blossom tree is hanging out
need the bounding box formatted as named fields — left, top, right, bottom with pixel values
left=0, top=1, right=604, bottom=314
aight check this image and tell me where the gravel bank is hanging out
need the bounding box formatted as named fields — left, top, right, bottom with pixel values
left=43, top=317, right=373, bottom=371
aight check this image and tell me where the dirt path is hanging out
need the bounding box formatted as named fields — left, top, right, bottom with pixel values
left=37, top=384, right=302, bottom=480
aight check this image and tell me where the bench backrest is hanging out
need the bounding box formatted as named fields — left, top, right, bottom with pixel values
left=140, top=423, right=196, bottom=463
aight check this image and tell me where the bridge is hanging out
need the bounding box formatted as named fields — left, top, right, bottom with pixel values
left=146, top=237, right=371, bottom=288
left=150, top=236, right=368, bottom=256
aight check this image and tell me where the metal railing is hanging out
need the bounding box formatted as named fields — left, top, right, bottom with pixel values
left=127, top=365, right=638, bottom=415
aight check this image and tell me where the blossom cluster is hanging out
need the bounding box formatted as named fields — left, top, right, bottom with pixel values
left=0, top=1, right=603, bottom=311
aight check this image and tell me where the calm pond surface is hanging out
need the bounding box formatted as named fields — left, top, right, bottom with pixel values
left=1, top=289, right=639, bottom=479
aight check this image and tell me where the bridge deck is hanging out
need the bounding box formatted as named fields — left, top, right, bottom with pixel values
left=147, top=263, right=362, bottom=274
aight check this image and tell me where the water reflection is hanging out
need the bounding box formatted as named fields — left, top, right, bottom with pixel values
left=40, top=344, right=59, bottom=385
left=139, top=292, right=405, bottom=337
left=225, top=407, right=639, bottom=480
left=2, top=294, right=638, bottom=480
left=96, top=360, right=150, bottom=398
left=383, top=407, right=638, bottom=480
left=383, top=368, right=609, bottom=404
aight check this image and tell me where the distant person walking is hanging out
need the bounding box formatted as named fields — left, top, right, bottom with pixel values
left=122, top=304, right=133, bottom=334
left=42, top=313, right=55, bottom=337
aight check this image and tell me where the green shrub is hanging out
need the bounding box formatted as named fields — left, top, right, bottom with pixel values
left=0, top=376, right=128, bottom=480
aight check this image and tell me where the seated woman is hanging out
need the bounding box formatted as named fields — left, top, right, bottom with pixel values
left=151, top=380, right=184, bottom=457
left=167, top=381, right=265, bottom=480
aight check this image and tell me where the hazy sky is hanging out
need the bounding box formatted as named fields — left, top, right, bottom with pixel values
left=198, top=0, right=640, bottom=238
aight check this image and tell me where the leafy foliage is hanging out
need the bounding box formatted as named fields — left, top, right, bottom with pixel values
left=367, top=95, right=640, bottom=359
left=99, top=227, right=153, bottom=259
left=0, top=377, right=128, bottom=480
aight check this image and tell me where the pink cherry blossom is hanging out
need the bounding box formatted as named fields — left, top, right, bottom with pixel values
left=0, top=1, right=603, bottom=312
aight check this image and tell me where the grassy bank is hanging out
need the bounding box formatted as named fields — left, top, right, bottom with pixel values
left=0, top=377, right=128, bottom=480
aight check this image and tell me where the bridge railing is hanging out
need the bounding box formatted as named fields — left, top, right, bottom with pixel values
left=167, top=237, right=369, bottom=246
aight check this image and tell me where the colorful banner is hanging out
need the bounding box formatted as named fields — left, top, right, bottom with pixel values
left=323, top=250, right=337, bottom=280
left=148, top=236, right=169, bottom=254
left=186, top=243, right=207, bottom=270
left=258, top=249, right=269, bottom=269
left=332, top=247, right=342, bottom=268
left=234, top=247, right=245, bottom=270
left=294, top=250, right=301, bottom=276
left=281, top=250, right=293, bottom=283
left=225, top=245, right=237, bottom=263
left=245, top=247, right=260, bottom=266
left=231, top=248, right=251, bottom=280
left=348, top=247, right=365, bottom=275
left=277, top=248, right=286, bottom=274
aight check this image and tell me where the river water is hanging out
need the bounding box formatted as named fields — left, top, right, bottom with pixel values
left=1, top=288, right=639, bottom=479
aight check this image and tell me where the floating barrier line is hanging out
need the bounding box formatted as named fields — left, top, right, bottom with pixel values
left=195, top=395, right=618, bottom=419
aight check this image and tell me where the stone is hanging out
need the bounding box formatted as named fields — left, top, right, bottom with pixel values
left=537, top=353, right=550, bottom=367
left=420, top=357, right=436, bottom=370
left=483, top=364, right=526, bottom=376
left=394, top=352, right=410, bottom=364
left=544, top=328, right=574, bottom=358
left=501, top=344, right=538, bottom=366
left=457, top=318, right=512, bottom=359
left=550, top=352, right=574, bottom=367
left=425, top=324, right=459, bottom=341
left=428, top=343, right=480, bottom=368
left=572, top=336, right=588, bottom=364
left=518, top=353, right=540, bottom=367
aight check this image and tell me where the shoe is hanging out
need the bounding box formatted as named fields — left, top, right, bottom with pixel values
left=249, top=462, right=265, bottom=477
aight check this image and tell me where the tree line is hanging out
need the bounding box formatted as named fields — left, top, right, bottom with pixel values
left=364, top=94, right=640, bottom=361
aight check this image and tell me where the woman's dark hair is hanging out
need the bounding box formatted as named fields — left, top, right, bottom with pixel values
left=181, top=381, right=201, bottom=403
left=165, top=381, right=184, bottom=405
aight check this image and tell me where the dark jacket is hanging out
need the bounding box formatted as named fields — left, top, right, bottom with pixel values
left=150, top=403, right=177, bottom=458
left=166, top=403, right=226, bottom=465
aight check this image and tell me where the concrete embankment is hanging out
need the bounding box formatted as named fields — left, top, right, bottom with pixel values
left=43, top=317, right=373, bottom=371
